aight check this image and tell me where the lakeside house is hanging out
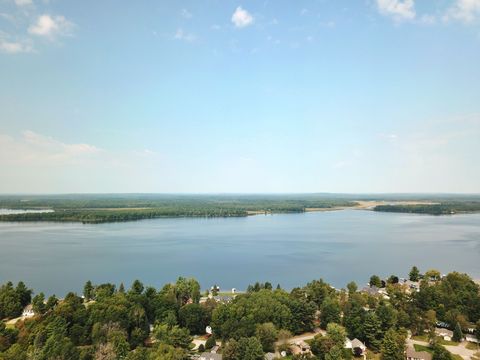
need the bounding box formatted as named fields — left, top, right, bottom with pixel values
left=22, top=305, right=35, bottom=318
left=264, top=353, right=276, bottom=360
left=401, top=279, right=420, bottom=293
left=406, top=346, right=432, bottom=360
left=199, top=353, right=222, bottom=360
left=291, top=340, right=311, bottom=356
left=351, top=338, right=367, bottom=356
left=361, top=285, right=389, bottom=299
left=466, top=334, right=479, bottom=344
left=435, top=328, right=453, bottom=341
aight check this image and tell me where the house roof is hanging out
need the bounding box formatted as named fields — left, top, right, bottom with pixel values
left=406, top=347, right=432, bottom=360
left=351, top=338, right=366, bottom=349
left=199, top=353, right=223, bottom=360
left=435, top=328, right=453, bottom=337
left=265, top=353, right=276, bottom=360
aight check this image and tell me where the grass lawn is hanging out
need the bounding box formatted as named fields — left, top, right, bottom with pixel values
left=411, top=335, right=459, bottom=346
left=414, top=344, right=433, bottom=353
left=366, top=352, right=381, bottom=360
left=466, top=342, right=480, bottom=350
left=412, top=335, right=429, bottom=342
left=413, top=343, right=463, bottom=360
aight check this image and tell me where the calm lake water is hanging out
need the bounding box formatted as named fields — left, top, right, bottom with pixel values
left=0, top=210, right=479, bottom=296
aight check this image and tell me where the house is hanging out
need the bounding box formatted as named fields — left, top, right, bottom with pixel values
left=402, top=280, right=420, bottom=293
left=435, top=328, right=453, bottom=341
left=351, top=338, right=367, bottom=356
left=265, top=353, right=276, bottom=360
left=199, top=353, right=222, bottom=360
left=212, top=295, right=233, bottom=303
left=406, top=347, right=432, bottom=360
left=206, top=326, right=213, bottom=335
left=291, top=340, right=311, bottom=356
left=210, top=345, right=220, bottom=353
left=466, top=334, right=479, bottom=344
left=345, top=338, right=352, bottom=349
left=362, top=285, right=381, bottom=296
left=22, top=305, right=35, bottom=318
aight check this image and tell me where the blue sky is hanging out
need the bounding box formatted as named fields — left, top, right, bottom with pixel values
left=0, top=0, right=479, bottom=193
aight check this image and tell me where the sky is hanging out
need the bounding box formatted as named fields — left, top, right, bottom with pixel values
left=0, top=0, right=479, bottom=194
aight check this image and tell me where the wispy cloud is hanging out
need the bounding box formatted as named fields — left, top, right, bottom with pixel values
left=376, top=0, right=416, bottom=21
left=14, top=0, right=33, bottom=6
left=174, top=28, right=196, bottom=42
left=28, top=14, right=75, bottom=39
left=0, top=37, right=33, bottom=54
left=232, top=6, right=254, bottom=28
left=444, top=0, right=480, bottom=23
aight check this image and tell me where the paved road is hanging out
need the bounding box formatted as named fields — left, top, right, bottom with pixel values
left=407, top=337, right=478, bottom=360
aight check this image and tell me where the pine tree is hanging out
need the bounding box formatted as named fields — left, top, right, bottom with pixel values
left=409, top=266, right=420, bottom=281
left=364, top=312, right=383, bottom=351
left=381, top=329, right=405, bottom=360
left=452, top=322, right=463, bottom=342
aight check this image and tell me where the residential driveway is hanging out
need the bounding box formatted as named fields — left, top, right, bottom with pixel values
left=406, top=337, right=477, bottom=360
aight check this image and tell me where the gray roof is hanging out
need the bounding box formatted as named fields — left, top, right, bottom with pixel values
left=351, top=338, right=366, bottom=349
left=265, top=353, right=276, bottom=360
left=199, top=353, right=222, bottom=360
left=406, top=347, right=432, bottom=360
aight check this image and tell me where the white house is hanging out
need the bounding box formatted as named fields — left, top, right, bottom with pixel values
left=22, top=305, right=35, bottom=318
left=435, top=328, right=453, bottom=341
left=351, top=338, right=367, bottom=356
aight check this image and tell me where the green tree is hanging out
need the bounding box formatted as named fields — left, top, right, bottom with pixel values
left=381, top=329, right=405, bottom=360
left=320, top=297, right=341, bottom=329
left=83, top=281, right=94, bottom=301
left=409, top=266, right=420, bottom=282
left=364, top=312, right=383, bottom=351
left=432, top=344, right=453, bottom=360
left=130, top=280, right=144, bottom=295
left=222, top=337, right=263, bottom=360
left=452, top=322, right=463, bottom=342
left=369, top=275, right=382, bottom=288
left=325, top=345, right=344, bottom=360
left=205, top=335, right=216, bottom=350
left=424, top=269, right=441, bottom=281
left=178, top=304, right=208, bottom=335
left=153, top=324, right=192, bottom=349
left=255, top=323, right=277, bottom=352
left=347, top=282, right=358, bottom=294
left=326, top=323, right=346, bottom=348
left=15, top=282, right=32, bottom=307
left=32, top=292, right=46, bottom=315
left=237, top=337, right=264, bottom=360
left=38, top=333, right=79, bottom=360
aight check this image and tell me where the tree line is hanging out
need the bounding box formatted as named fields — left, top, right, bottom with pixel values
left=1, top=268, right=479, bottom=359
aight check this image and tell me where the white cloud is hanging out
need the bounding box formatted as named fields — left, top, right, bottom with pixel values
left=0, top=130, right=101, bottom=167
left=14, top=0, right=33, bottom=6
left=231, top=6, right=254, bottom=28
left=376, top=0, right=416, bottom=21
left=28, top=14, right=75, bottom=38
left=444, top=0, right=480, bottom=23
left=174, top=28, right=196, bottom=42
left=0, top=38, right=33, bottom=54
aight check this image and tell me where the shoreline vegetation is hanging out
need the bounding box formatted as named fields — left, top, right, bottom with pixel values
left=0, top=194, right=479, bottom=223
left=1, top=268, right=479, bottom=360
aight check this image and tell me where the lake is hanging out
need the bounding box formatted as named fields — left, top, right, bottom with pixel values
left=0, top=210, right=479, bottom=296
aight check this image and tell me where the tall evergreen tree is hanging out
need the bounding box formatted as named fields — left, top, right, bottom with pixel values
left=381, top=329, right=405, bottom=360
